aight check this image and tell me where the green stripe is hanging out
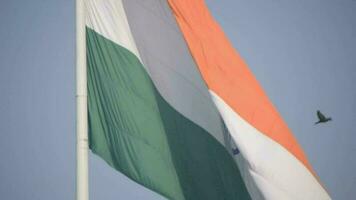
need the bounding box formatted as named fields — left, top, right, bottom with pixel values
left=87, top=27, right=251, bottom=200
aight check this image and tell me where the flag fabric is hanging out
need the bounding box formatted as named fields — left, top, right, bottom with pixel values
left=85, top=0, right=330, bottom=199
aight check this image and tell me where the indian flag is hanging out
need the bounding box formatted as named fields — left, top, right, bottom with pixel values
left=85, top=0, right=330, bottom=199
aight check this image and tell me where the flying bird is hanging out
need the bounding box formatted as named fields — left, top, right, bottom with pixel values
left=315, top=110, right=332, bottom=124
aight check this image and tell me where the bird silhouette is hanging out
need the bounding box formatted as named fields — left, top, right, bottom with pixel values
left=315, top=110, right=332, bottom=124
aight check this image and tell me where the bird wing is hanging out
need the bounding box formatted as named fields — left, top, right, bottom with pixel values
left=317, top=110, right=326, bottom=121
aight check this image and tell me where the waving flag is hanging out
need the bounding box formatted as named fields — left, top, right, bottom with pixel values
left=85, top=0, right=330, bottom=199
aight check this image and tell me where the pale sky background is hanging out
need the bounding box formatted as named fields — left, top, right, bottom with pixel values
left=0, top=0, right=355, bottom=199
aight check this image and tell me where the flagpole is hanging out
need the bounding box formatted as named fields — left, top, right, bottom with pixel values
left=76, top=0, right=88, bottom=199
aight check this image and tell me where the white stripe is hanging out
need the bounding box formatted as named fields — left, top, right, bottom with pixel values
left=85, top=0, right=141, bottom=59
left=210, top=91, right=331, bottom=200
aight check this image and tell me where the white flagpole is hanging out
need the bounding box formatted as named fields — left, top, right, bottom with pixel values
left=76, top=0, right=88, bottom=199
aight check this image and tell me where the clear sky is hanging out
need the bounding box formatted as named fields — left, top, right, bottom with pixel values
left=0, top=0, right=355, bottom=199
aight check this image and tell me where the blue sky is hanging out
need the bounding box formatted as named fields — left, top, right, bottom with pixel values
left=0, top=0, right=355, bottom=199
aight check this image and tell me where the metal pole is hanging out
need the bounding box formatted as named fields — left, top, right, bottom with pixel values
left=76, top=0, right=88, bottom=199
